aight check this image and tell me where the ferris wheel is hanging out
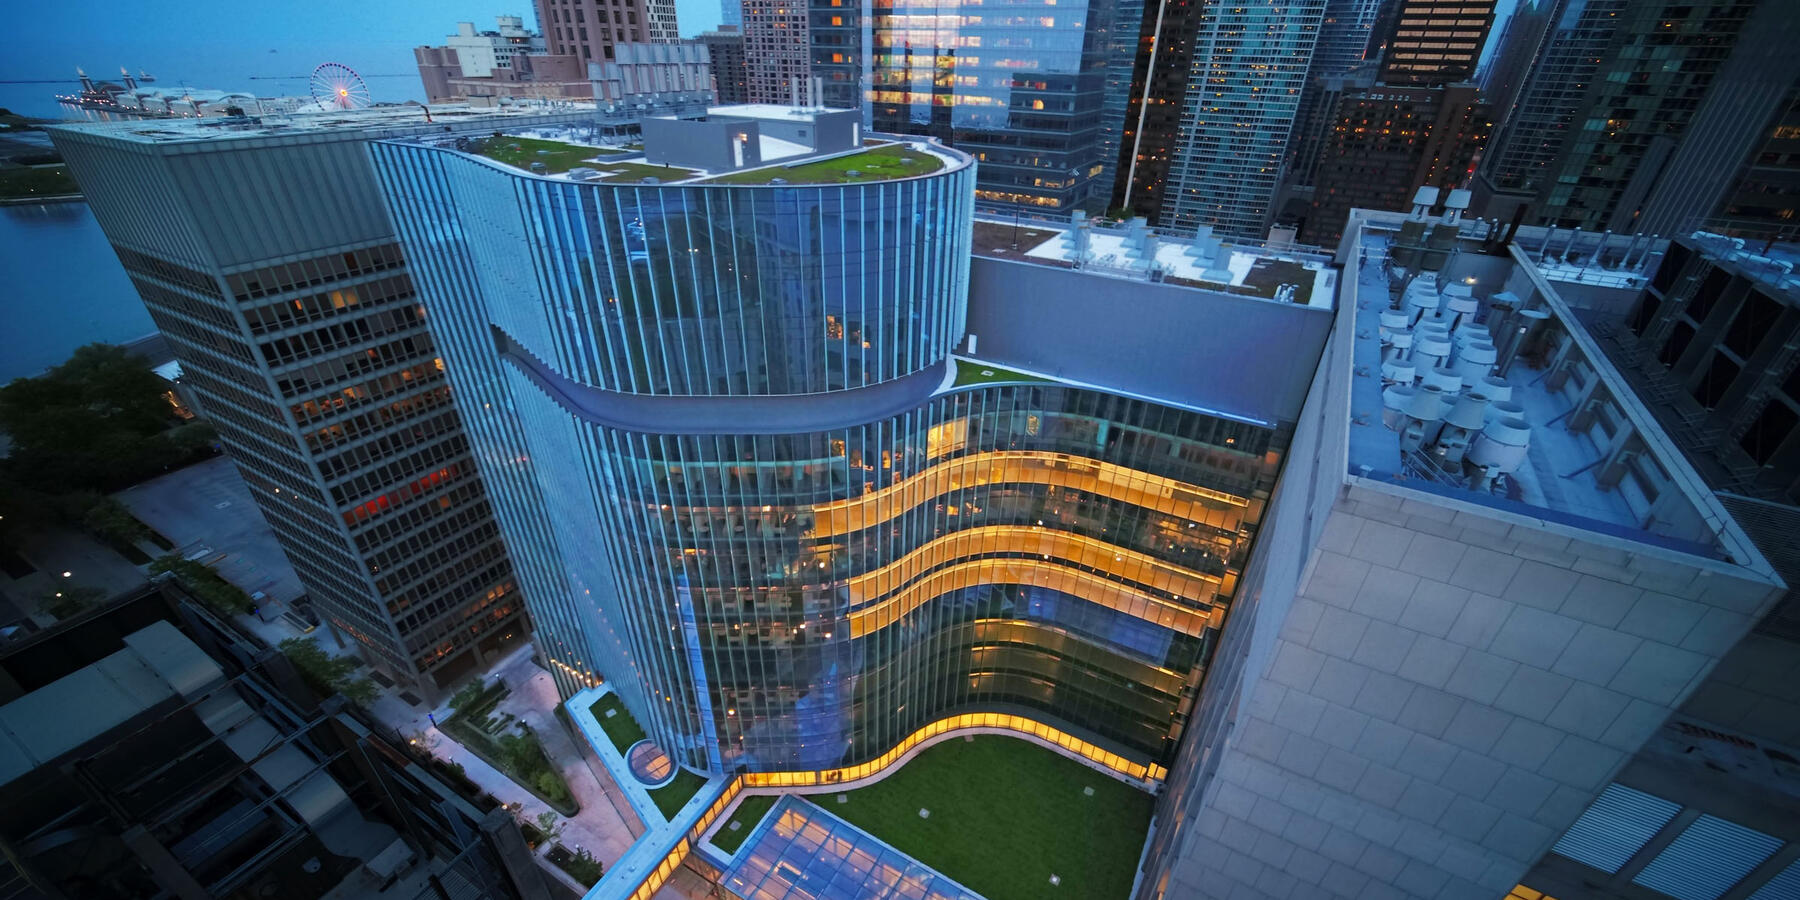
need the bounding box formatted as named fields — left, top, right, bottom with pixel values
left=309, top=62, right=370, bottom=111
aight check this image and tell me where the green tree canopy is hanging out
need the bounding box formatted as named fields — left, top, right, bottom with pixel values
left=0, top=344, right=210, bottom=493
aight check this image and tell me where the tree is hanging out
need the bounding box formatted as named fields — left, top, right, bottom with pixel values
left=563, top=847, right=603, bottom=885
left=535, top=811, right=565, bottom=840
left=151, top=555, right=252, bottom=614
left=41, top=584, right=105, bottom=619
left=0, top=344, right=199, bottom=493
left=278, top=636, right=382, bottom=704
left=81, top=495, right=151, bottom=548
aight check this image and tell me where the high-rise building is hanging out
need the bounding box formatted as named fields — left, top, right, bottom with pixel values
left=698, top=26, right=750, bottom=105
left=721, top=0, right=742, bottom=27
left=45, top=105, right=591, bottom=690
left=1478, top=0, right=1800, bottom=234
left=1475, top=0, right=1562, bottom=131
left=1299, top=0, right=1496, bottom=244
left=534, top=0, right=678, bottom=65
left=1284, top=0, right=1391, bottom=193
left=1108, top=0, right=1205, bottom=221
left=1711, top=86, right=1800, bottom=239
left=370, top=113, right=1333, bottom=777
left=808, top=0, right=860, bottom=109
left=362, top=100, right=1792, bottom=899
left=1302, top=82, right=1490, bottom=244
left=1137, top=209, right=1786, bottom=899
left=740, top=0, right=811, bottom=104
left=1377, top=0, right=1495, bottom=86
left=1160, top=0, right=1328, bottom=238
left=0, top=581, right=548, bottom=899
left=856, top=0, right=1121, bottom=212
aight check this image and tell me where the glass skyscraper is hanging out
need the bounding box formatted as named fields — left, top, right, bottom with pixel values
left=372, top=134, right=1278, bottom=776
left=860, top=0, right=1119, bottom=212
left=1163, top=0, right=1327, bottom=238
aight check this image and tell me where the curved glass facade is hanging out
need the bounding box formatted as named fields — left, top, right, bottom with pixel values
left=374, top=138, right=1279, bottom=777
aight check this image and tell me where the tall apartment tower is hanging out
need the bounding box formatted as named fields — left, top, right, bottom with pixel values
left=741, top=0, right=812, bottom=104
left=45, top=108, right=587, bottom=689
left=1160, top=0, right=1327, bottom=238
left=1478, top=0, right=1800, bottom=234
left=1476, top=0, right=1562, bottom=131
left=696, top=26, right=750, bottom=105
left=534, top=0, right=678, bottom=64
left=861, top=0, right=1119, bottom=211
left=1302, top=81, right=1490, bottom=244
left=1284, top=0, right=1391, bottom=193
left=1377, top=0, right=1494, bottom=85
left=1300, top=0, right=1496, bottom=243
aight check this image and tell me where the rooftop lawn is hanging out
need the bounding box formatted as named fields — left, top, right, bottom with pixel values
left=952, top=359, right=1052, bottom=388
left=704, top=144, right=945, bottom=185
left=469, top=135, right=624, bottom=174
left=830, top=735, right=1154, bottom=900
left=589, top=692, right=647, bottom=755
left=650, top=768, right=709, bottom=819
left=595, top=162, right=700, bottom=184
left=710, top=794, right=778, bottom=855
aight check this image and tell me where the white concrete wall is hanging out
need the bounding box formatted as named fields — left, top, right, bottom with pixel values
left=1158, top=481, right=1783, bottom=900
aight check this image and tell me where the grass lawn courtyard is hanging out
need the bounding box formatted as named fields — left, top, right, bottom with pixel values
left=830, top=735, right=1154, bottom=900
left=710, top=794, right=778, bottom=855
left=589, top=692, right=647, bottom=754
left=704, top=144, right=944, bottom=185
left=469, top=136, right=623, bottom=174
left=952, top=359, right=1051, bottom=388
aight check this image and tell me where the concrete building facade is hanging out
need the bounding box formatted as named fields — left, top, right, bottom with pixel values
left=45, top=105, right=594, bottom=689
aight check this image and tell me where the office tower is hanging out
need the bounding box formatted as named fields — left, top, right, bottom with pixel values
left=534, top=0, right=678, bottom=65
left=808, top=0, right=860, bottom=109
left=0, top=582, right=546, bottom=898
left=862, top=0, right=1118, bottom=212
left=1712, top=86, right=1800, bottom=238
left=1479, top=0, right=1800, bottom=234
left=1135, top=209, right=1784, bottom=899
left=698, top=27, right=750, bottom=104
left=1284, top=0, right=1390, bottom=193
left=1476, top=0, right=1562, bottom=129
left=1302, top=82, right=1490, bottom=244
left=369, top=112, right=1322, bottom=779
left=1161, top=0, right=1328, bottom=239
left=1300, top=0, right=1496, bottom=244
left=721, top=0, right=742, bottom=27
left=741, top=0, right=811, bottom=104
left=1378, top=0, right=1495, bottom=86
left=45, top=106, right=591, bottom=690
left=1108, top=0, right=1203, bottom=221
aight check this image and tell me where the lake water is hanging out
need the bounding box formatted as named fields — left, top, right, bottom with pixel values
left=0, top=202, right=155, bottom=383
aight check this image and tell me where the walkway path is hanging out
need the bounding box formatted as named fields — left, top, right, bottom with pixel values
left=367, top=644, right=645, bottom=871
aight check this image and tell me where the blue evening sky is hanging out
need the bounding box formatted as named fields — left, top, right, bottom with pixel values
left=5, top=0, right=723, bottom=108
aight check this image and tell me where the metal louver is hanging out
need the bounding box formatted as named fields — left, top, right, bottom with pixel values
left=1550, top=783, right=1681, bottom=874
left=1746, top=856, right=1800, bottom=900
left=1632, top=815, right=1783, bottom=900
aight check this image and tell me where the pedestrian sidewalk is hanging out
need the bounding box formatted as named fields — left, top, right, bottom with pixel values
left=364, top=644, right=645, bottom=873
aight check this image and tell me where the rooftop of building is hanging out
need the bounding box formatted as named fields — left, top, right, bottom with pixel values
left=449, top=117, right=964, bottom=186
left=1682, top=231, right=1800, bottom=304
left=46, top=99, right=598, bottom=145
left=1343, top=209, right=1765, bottom=564
left=971, top=214, right=1338, bottom=309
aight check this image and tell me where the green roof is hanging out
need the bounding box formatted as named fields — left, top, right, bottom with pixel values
left=703, top=143, right=946, bottom=185
left=952, top=359, right=1053, bottom=388
left=469, top=135, right=625, bottom=174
